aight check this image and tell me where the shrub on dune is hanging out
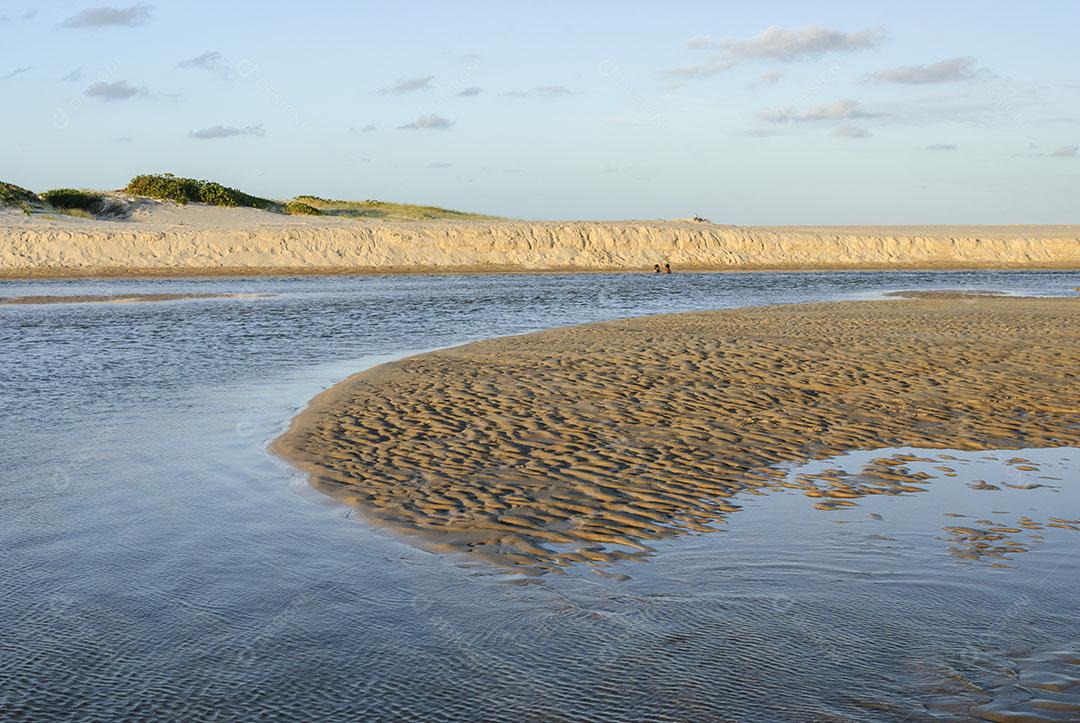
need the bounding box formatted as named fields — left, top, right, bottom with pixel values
left=282, top=201, right=322, bottom=216
left=125, top=173, right=277, bottom=211
left=41, top=188, right=108, bottom=216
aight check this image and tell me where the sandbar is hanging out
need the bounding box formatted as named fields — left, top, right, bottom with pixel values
left=273, top=297, right=1080, bottom=572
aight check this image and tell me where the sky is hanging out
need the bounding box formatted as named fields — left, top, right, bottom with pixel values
left=2, top=0, right=1078, bottom=223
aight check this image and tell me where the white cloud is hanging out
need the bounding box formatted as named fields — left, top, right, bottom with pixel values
left=722, top=25, right=885, bottom=62
left=750, top=70, right=784, bottom=87
left=397, top=114, right=454, bottom=130
left=759, top=99, right=883, bottom=124
left=661, top=59, right=737, bottom=82
left=925, top=144, right=958, bottom=151
left=669, top=25, right=882, bottom=85
left=178, top=51, right=231, bottom=78
left=61, top=5, right=153, bottom=28
left=2, top=65, right=31, bottom=80
left=381, top=75, right=434, bottom=94
left=867, top=57, right=983, bottom=84
left=833, top=125, right=872, bottom=139
left=1049, top=145, right=1078, bottom=158
left=502, top=85, right=573, bottom=98
left=188, top=124, right=265, bottom=139
left=60, top=67, right=85, bottom=82
left=84, top=80, right=148, bottom=101
left=458, top=86, right=482, bottom=97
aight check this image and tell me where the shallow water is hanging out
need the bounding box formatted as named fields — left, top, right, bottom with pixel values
left=2, top=271, right=1079, bottom=721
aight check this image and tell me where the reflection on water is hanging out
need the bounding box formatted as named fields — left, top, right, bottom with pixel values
left=2, top=271, right=1079, bottom=720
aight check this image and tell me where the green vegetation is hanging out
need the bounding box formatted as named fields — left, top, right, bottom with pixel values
left=294, top=195, right=498, bottom=221
left=39, top=188, right=129, bottom=219
left=6, top=174, right=498, bottom=222
left=0, top=181, right=42, bottom=215
left=282, top=200, right=322, bottom=216
left=41, top=189, right=108, bottom=215
left=125, top=173, right=276, bottom=211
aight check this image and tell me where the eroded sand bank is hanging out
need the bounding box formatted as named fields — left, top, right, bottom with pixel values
left=274, top=297, right=1080, bottom=572
left=2, top=204, right=1078, bottom=275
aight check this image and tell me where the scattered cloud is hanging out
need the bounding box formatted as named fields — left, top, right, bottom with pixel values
left=740, top=128, right=788, bottom=138
left=427, top=162, right=453, bottom=169
left=719, top=25, right=886, bottom=62
left=503, top=85, right=573, bottom=98
left=833, top=125, right=872, bottom=139
left=867, top=56, right=983, bottom=84
left=2, top=65, right=31, bottom=81
left=759, top=99, right=884, bottom=124
left=177, top=51, right=231, bottom=78
left=1012, top=143, right=1078, bottom=158
left=84, top=80, right=148, bottom=101
left=748, top=70, right=784, bottom=88
left=397, top=113, right=453, bottom=130
left=188, top=124, right=265, bottom=139
left=0, top=10, right=37, bottom=22
left=684, top=36, right=715, bottom=49
left=61, top=4, right=153, bottom=28
left=1034, top=116, right=1080, bottom=126
left=458, top=86, right=482, bottom=97
left=925, top=144, right=958, bottom=151
left=670, top=25, right=881, bottom=86
left=661, top=59, right=737, bottom=83
left=113, top=136, right=133, bottom=144
left=361, top=123, right=377, bottom=132
left=60, top=67, right=85, bottom=82
left=381, top=74, right=434, bottom=94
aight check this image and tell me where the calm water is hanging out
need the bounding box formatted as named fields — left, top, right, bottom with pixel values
left=2, top=271, right=1079, bottom=721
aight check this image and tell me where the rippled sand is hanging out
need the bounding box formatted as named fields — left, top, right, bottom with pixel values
left=274, top=297, right=1080, bottom=572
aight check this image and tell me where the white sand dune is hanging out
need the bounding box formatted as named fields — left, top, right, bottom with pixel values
left=2, top=200, right=1078, bottom=276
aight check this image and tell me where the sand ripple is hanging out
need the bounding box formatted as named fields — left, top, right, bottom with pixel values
left=274, top=297, right=1080, bottom=572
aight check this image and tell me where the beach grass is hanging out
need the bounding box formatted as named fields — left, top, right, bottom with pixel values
left=293, top=195, right=499, bottom=221
left=1, top=181, right=43, bottom=215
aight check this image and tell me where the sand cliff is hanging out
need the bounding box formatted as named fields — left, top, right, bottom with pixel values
left=2, top=201, right=1078, bottom=276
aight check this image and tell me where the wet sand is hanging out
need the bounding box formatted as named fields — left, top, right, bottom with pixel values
left=884, top=289, right=1008, bottom=299
left=274, top=297, right=1080, bottom=572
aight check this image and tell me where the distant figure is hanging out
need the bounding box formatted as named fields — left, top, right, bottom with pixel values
left=664, top=263, right=672, bottom=274
left=653, top=264, right=661, bottom=273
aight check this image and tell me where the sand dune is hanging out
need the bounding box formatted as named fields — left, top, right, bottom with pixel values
left=1, top=202, right=1078, bottom=276
left=273, top=297, right=1080, bottom=573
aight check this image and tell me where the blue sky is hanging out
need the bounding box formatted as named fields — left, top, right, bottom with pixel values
left=2, top=1, right=1078, bottom=222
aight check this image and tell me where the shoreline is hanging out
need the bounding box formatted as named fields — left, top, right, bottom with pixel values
left=4, top=261, right=1080, bottom=280
left=3, top=205, right=1079, bottom=277
left=272, top=295, right=1080, bottom=572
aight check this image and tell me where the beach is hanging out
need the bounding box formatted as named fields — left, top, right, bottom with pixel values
left=6, top=272, right=1079, bottom=719
left=274, top=295, right=1080, bottom=572
left=2, top=202, right=1079, bottom=276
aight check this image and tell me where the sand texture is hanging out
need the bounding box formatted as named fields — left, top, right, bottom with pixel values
left=2, top=202, right=1079, bottom=276
left=273, top=297, right=1080, bottom=572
